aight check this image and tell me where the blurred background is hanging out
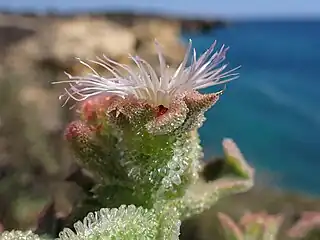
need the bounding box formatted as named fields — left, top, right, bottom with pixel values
left=0, top=0, right=319, bottom=239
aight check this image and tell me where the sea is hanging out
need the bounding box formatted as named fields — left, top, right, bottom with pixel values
left=181, top=20, right=320, bottom=195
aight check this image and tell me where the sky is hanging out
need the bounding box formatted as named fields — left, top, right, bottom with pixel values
left=0, top=0, right=320, bottom=19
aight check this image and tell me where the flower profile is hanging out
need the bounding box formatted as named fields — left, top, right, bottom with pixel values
left=51, top=39, right=249, bottom=221
left=51, top=39, right=243, bottom=201
left=53, top=39, right=240, bottom=108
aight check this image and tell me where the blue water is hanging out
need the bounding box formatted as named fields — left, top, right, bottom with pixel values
left=182, top=21, right=320, bottom=195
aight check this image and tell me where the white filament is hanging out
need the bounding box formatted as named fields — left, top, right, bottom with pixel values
left=53, top=39, right=240, bottom=107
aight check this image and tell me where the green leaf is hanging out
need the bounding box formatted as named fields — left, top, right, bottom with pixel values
left=178, top=138, right=254, bottom=219
left=58, top=204, right=180, bottom=240
left=217, top=213, right=244, bottom=240
left=0, top=230, right=44, bottom=240
left=222, top=138, right=254, bottom=179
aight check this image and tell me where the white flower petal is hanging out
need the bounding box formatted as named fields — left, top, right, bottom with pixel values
left=53, top=40, right=240, bottom=107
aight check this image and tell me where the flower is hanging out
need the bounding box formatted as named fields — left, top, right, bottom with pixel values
left=53, top=39, right=240, bottom=108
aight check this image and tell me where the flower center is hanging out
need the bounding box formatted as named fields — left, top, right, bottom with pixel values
left=157, top=105, right=168, bottom=117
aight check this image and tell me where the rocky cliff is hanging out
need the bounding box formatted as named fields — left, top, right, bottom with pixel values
left=0, top=11, right=224, bottom=67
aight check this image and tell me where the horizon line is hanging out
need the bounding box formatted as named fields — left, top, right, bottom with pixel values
left=1, top=7, right=320, bottom=21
